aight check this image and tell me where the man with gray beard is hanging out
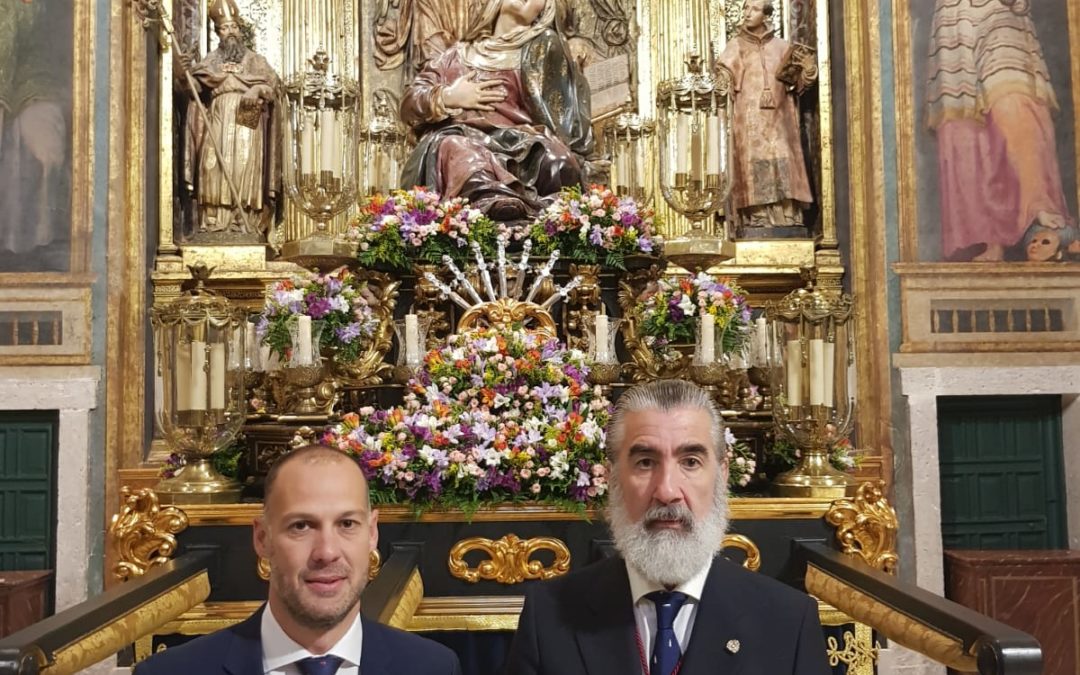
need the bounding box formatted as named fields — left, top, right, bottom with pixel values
left=504, top=380, right=830, bottom=674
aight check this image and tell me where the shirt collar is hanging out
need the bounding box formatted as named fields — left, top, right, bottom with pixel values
left=627, top=556, right=713, bottom=605
left=261, top=601, right=364, bottom=673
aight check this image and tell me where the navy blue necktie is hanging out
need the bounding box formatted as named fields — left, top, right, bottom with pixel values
left=646, top=590, right=688, bottom=675
left=296, top=655, right=344, bottom=675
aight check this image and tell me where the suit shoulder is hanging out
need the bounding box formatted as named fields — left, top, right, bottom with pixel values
left=133, top=628, right=234, bottom=674
left=712, top=558, right=817, bottom=611
left=365, top=620, right=459, bottom=666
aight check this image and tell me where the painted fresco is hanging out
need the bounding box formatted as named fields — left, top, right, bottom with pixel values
left=0, top=0, right=73, bottom=272
left=912, top=0, right=1079, bottom=262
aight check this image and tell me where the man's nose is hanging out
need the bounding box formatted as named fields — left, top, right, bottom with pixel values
left=310, top=530, right=343, bottom=563
left=652, top=462, right=684, bottom=504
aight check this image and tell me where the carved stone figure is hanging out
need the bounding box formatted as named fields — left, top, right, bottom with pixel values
left=399, top=0, right=594, bottom=224
left=183, top=0, right=281, bottom=239
left=928, top=0, right=1071, bottom=262
left=717, top=0, right=816, bottom=230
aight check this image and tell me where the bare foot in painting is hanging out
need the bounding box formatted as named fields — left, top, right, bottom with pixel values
left=973, top=243, right=1005, bottom=262
left=1036, top=211, right=1067, bottom=229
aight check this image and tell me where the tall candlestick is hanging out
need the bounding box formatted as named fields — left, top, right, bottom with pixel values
left=228, top=327, right=242, bottom=370
left=190, top=340, right=207, bottom=411
left=753, top=317, right=768, bottom=367
left=260, top=344, right=277, bottom=372
left=675, top=113, right=690, bottom=174
left=210, top=342, right=226, bottom=409
left=175, top=341, right=192, bottom=412
left=319, top=110, right=337, bottom=174
left=634, top=143, right=645, bottom=191
left=700, top=317, right=715, bottom=364
left=785, top=339, right=802, bottom=407
left=595, top=314, right=610, bottom=362
left=809, top=338, right=825, bottom=406
left=823, top=341, right=836, bottom=407
left=296, top=315, right=313, bottom=366
left=615, top=145, right=629, bottom=190
left=301, top=117, right=315, bottom=174
left=404, top=313, right=421, bottom=365
left=706, top=113, right=722, bottom=175
left=245, top=322, right=258, bottom=370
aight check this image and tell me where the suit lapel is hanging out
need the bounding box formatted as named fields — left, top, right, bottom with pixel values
left=678, top=559, right=746, bottom=675
left=222, top=605, right=265, bottom=675
left=358, top=618, right=394, bottom=675
left=577, top=559, right=640, bottom=675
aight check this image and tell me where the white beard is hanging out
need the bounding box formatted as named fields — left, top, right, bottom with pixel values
left=606, top=475, right=730, bottom=587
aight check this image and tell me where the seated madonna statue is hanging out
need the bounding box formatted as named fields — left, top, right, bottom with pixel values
left=399, top=0, right=594, bottom=223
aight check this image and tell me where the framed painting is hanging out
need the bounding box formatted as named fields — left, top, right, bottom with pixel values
left=0, top=0, right=92, bottom=275
left=898, top=0, right=1080, bottom=264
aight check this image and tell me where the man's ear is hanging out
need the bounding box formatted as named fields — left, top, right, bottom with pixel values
left=253, top=516, right=268, bottom=559
left=368, top=509, right=380, bottom=552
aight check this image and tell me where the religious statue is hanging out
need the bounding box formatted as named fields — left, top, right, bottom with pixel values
left=928, top=0, right=1075, bottom=262
left=717, top=0, right=816, bottom=232
left=0, top=0, right=70, bottom=271
left=399, top=0, right=595, bottom=224
left=182, top=0, right=281, bottom=240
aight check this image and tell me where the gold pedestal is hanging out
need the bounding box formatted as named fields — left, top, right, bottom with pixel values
left=156, top=459, right=242, bottom=505
left=664, top=234, right=736, bottom=271
left=280, top=234, right=357, bottom=271
left=772, top=449, right=854, bottom=499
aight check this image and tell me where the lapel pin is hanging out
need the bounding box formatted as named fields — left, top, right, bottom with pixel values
left=726, top=639, right=740, bottom=654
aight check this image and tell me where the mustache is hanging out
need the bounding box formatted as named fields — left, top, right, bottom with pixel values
left=642, top=503, right=695, bottom=530
left=301, top=564, right=351, bottom=580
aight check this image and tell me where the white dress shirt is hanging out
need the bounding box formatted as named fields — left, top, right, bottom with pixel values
left=626, top=560, right=713, bottom=669
left=261, top=602, right=363, bottom=675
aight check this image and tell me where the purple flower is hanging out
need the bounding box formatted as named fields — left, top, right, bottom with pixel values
left=306, top=295, right=333, bottom=319
left=589, top=226, right=604, bottom=246
left=335, top=322, right=362, bottom=343
left=638, top=236, right=654, bottom=253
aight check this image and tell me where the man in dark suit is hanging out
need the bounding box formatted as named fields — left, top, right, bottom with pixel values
left=135, top=444, right=460, bottom=675
left=504, top=380, right=830, bottom=674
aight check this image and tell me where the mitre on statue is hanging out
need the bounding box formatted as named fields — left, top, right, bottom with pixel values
left=208, top=0, right=242, bottom=27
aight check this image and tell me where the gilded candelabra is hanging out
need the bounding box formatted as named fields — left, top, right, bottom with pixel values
left=152, top=265, right=247, bottom=504
left=605, top=109, right=656, bottom=204
left=767, top=272, right=856, bottom=498
left=656, top=49, right=735, bottom=270
left=360, top=95, right=409, bottom=197
left=279, top=0, right=361, bottom=268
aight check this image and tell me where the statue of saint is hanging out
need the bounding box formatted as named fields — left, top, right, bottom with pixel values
left=182, top=0, right=280, bottom=239
left=717, top=0, right=816, bottom=230
left=399, top=0, right=594, bottom=223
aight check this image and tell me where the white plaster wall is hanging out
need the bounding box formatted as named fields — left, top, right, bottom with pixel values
left=0, top=366, right=100, bottom=611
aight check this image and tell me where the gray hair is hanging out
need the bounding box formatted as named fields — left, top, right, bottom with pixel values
left=606, top=380, right=726, bottom=461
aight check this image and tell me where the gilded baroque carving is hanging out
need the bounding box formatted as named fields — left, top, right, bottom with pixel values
left=827, top=629, right=881, bottom=674
left=330, top=271, right=400, bottom=386
left=721, top=533, right=762, bottom=571
left=825, top=480, right=899, bottom=574
left=109, top=487, right=189, bottom=581
left=458, top=299, right=559, bottom=340
left=448, top=534, right=571, bottom=584
left=618, top=267, right=687, bottom=382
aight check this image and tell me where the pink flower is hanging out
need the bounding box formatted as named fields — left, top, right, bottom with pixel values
left=520, top=468, right=532, bottom=479
left=537, top=467, right=551, bottom=477
left=531, top=482, right=542, bottom=494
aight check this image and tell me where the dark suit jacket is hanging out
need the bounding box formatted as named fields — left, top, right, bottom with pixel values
left=504, top=555, right=831, bottom=675
left=133, top=606, right=461, bottom=675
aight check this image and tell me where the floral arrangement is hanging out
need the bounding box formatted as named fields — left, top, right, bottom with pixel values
left=321, top=327, right=611, bottom=510
left=725, top=428, right=758, bottom=489
left=769, top=436, right=862, bottom=473
left=529, top=184, right=662, bottom=270
left=347, top=187, right=508, bottom=270
left=636, top=272, right=752, bottom=362
left=256, top=266, right=380, bottom=364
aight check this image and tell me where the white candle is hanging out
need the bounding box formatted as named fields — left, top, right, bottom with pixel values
left=227, top=327, right=242, bottom=370
left=700, top=318, right=715, bottom=364
left=785, top=339, right=802, bottom=407
left=615, top=146, right=629, bottom=190
left=296, top=315, right=313, bottom=366
left=245, top=322, right=258, bottom=370
left=210, top=342, right=226, bottom=409
left=300, top=119, right=315, bottom=174
left=594, top=314, right=610, bottom=362
left=823, top=341, right=836, bottom=407
left=260, top=344, right=276, bottom=372
left=190, top=340, right=207, bottom=411
left=690, top=122, right=703, bottom=181
left=753, top=316, right=768, bottom=368
left=387, top=153, right=399, bottom=191
left=675, top=113, right=690, bottom=173
left=175, top=341, right=191, bottom=412
left=319, top=110, right=337, bottom=174
left=706, top=114, right=722, bottom=175
left=809, top=338, right=825, bottom=406
left=405, top=314, right=420, bottom=365
left=634, top=144, right=645, bottom=191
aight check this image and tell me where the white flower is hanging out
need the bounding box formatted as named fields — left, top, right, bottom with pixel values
left=678, top=293, right=696, bottom=316
left=724, top=428, right=737, bottom=447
